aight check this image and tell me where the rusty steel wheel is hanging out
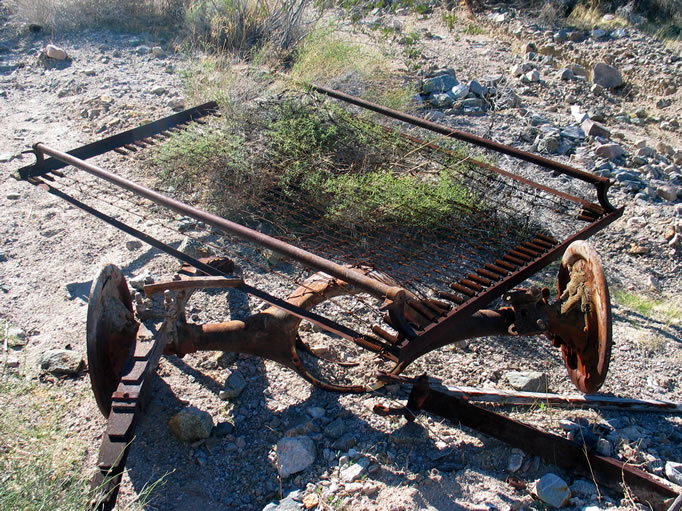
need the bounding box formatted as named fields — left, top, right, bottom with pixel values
left=556, top=241, right=612, bottom=394
left=87, top=264, right=139, bottom=417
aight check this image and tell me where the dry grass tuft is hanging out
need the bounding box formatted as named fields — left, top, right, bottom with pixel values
left=10, top=0, right=186, bottom=33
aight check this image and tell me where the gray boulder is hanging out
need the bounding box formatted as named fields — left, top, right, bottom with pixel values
left=592, top=63, right=623, bottom=88
left=423, top=74, right=458, bottom=94
left=169, top=406, right=213, bottom=443
left=582, top=119, right=610, bottom=138
left=39, top=349, right=82, bottom=374
left=595, top=143, right=625, bottom=160
left=504, top=371, right=547, bottom=392
left=468, top=80, right=486, bottom=97
left=276, top=436, right=316, bottom=477
left=536, top=473, right=571, bottom=507
left=428, top=93, right=454, bottom=108
left=219, top=369, right=247, bottom=400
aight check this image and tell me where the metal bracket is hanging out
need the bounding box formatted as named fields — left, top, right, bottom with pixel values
left=504, top=286, right=549, bottom=335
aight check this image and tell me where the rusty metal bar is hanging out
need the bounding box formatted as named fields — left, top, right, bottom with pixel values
left=29, top=143, right=396, bottom=300
left=378, top=375, right=679, bottom=510
left=31, top=180, right=373, bottom=344
left=311, top=86, right=614, bottom=206
left=91, top=323, right=166, bottom=511
left=396, top=130, right=601, bottom=211
left=15, top=101, right=218, bottom=180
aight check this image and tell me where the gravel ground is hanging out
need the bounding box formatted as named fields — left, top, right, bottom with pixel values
left=1, top=3, right=681, bottom=510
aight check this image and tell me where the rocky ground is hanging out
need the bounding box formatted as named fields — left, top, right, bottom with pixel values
left=1, top=2, right=682, bottom=511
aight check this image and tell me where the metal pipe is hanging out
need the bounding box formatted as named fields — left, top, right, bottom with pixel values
left=32, top=143, right=395, bottom=300
left=312, top=85, right=610, bottom=187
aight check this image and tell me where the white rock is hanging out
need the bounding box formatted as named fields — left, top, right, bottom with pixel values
left=536, top=473, right=571, bottom=508
left=344, top=482, right=364, bottom=493
left=522, top=70, right=540, bottom=83
left=276, top=436, right=316, bottom=478
left=340, top=457, right=370, bottom=482
left=596, top=438, right=612, bottom=457
left=665, top=461, right=682, bottom=486
left=571, top=105, right=588, bottom=124
left=504, top=371, right=547, bottom=392
left=510, top=64, right=524, bottom=77
left=450, top=83, right=469, bottom=100
left=219, top=369, right=247, bottom=400
left=45, top=44, right=68, bottom=60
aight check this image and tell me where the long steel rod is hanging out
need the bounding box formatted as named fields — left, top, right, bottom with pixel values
left=312, top=85, right=609, bottom=187
left=31, top=143, right=395, bottom=300
left=31, top=179, right=372, bottom=343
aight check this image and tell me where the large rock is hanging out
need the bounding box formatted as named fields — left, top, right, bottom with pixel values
left=595, top=143, right=625, bottom=160
left=39, top=349, right=82, bottom=374
left=536, top=473, right=571, bottom=507
left=657, top=185, right=679, bottom=202
left=504, top=371, right=547, bottom=392
left=45, top=44, right=68, bottom=60
left=450, top=84, right=469, bottom=100
left=276, top=436, right=316, bottom=478
left=340, top=457, right=370, bottom=482
left=468, top=80, right=486, bottom=97
left=219, top=369, right=247, bottom=400
left=169, top=406, right=213, bottom=443
left=567, top=63, right=588, bottom=77
left=178, top=237, right=213, bottom=259
left=428, top=93, right=454, bottom=108
left=592, top=63, right=623, bottom=88
left=422, top=74, right=458, bottom=94
left=582, top=119, right=610, bottom=138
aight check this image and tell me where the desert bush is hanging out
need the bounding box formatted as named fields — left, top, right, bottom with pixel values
left=184, top=0, right=311, bottom=57
left=11, top=0, right=313, bottom=59
left=11, top=0, right=187, bottom=33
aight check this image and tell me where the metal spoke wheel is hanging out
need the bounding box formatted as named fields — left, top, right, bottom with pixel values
left=86, top=264, right=139, bottom=416
left=556, top=241, right=612, bottom=394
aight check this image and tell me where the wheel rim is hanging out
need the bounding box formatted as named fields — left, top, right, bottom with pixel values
left=556, top=241, right=612, bottom=394
left=86, top=264, right=139, bottom=416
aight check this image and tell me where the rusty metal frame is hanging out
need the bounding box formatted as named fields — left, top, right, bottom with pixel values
left=15, top=88, right=627, bottom=377
left=13, top=89, right=644, bottom=510
left=376, top=373, right=680, bottom=510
